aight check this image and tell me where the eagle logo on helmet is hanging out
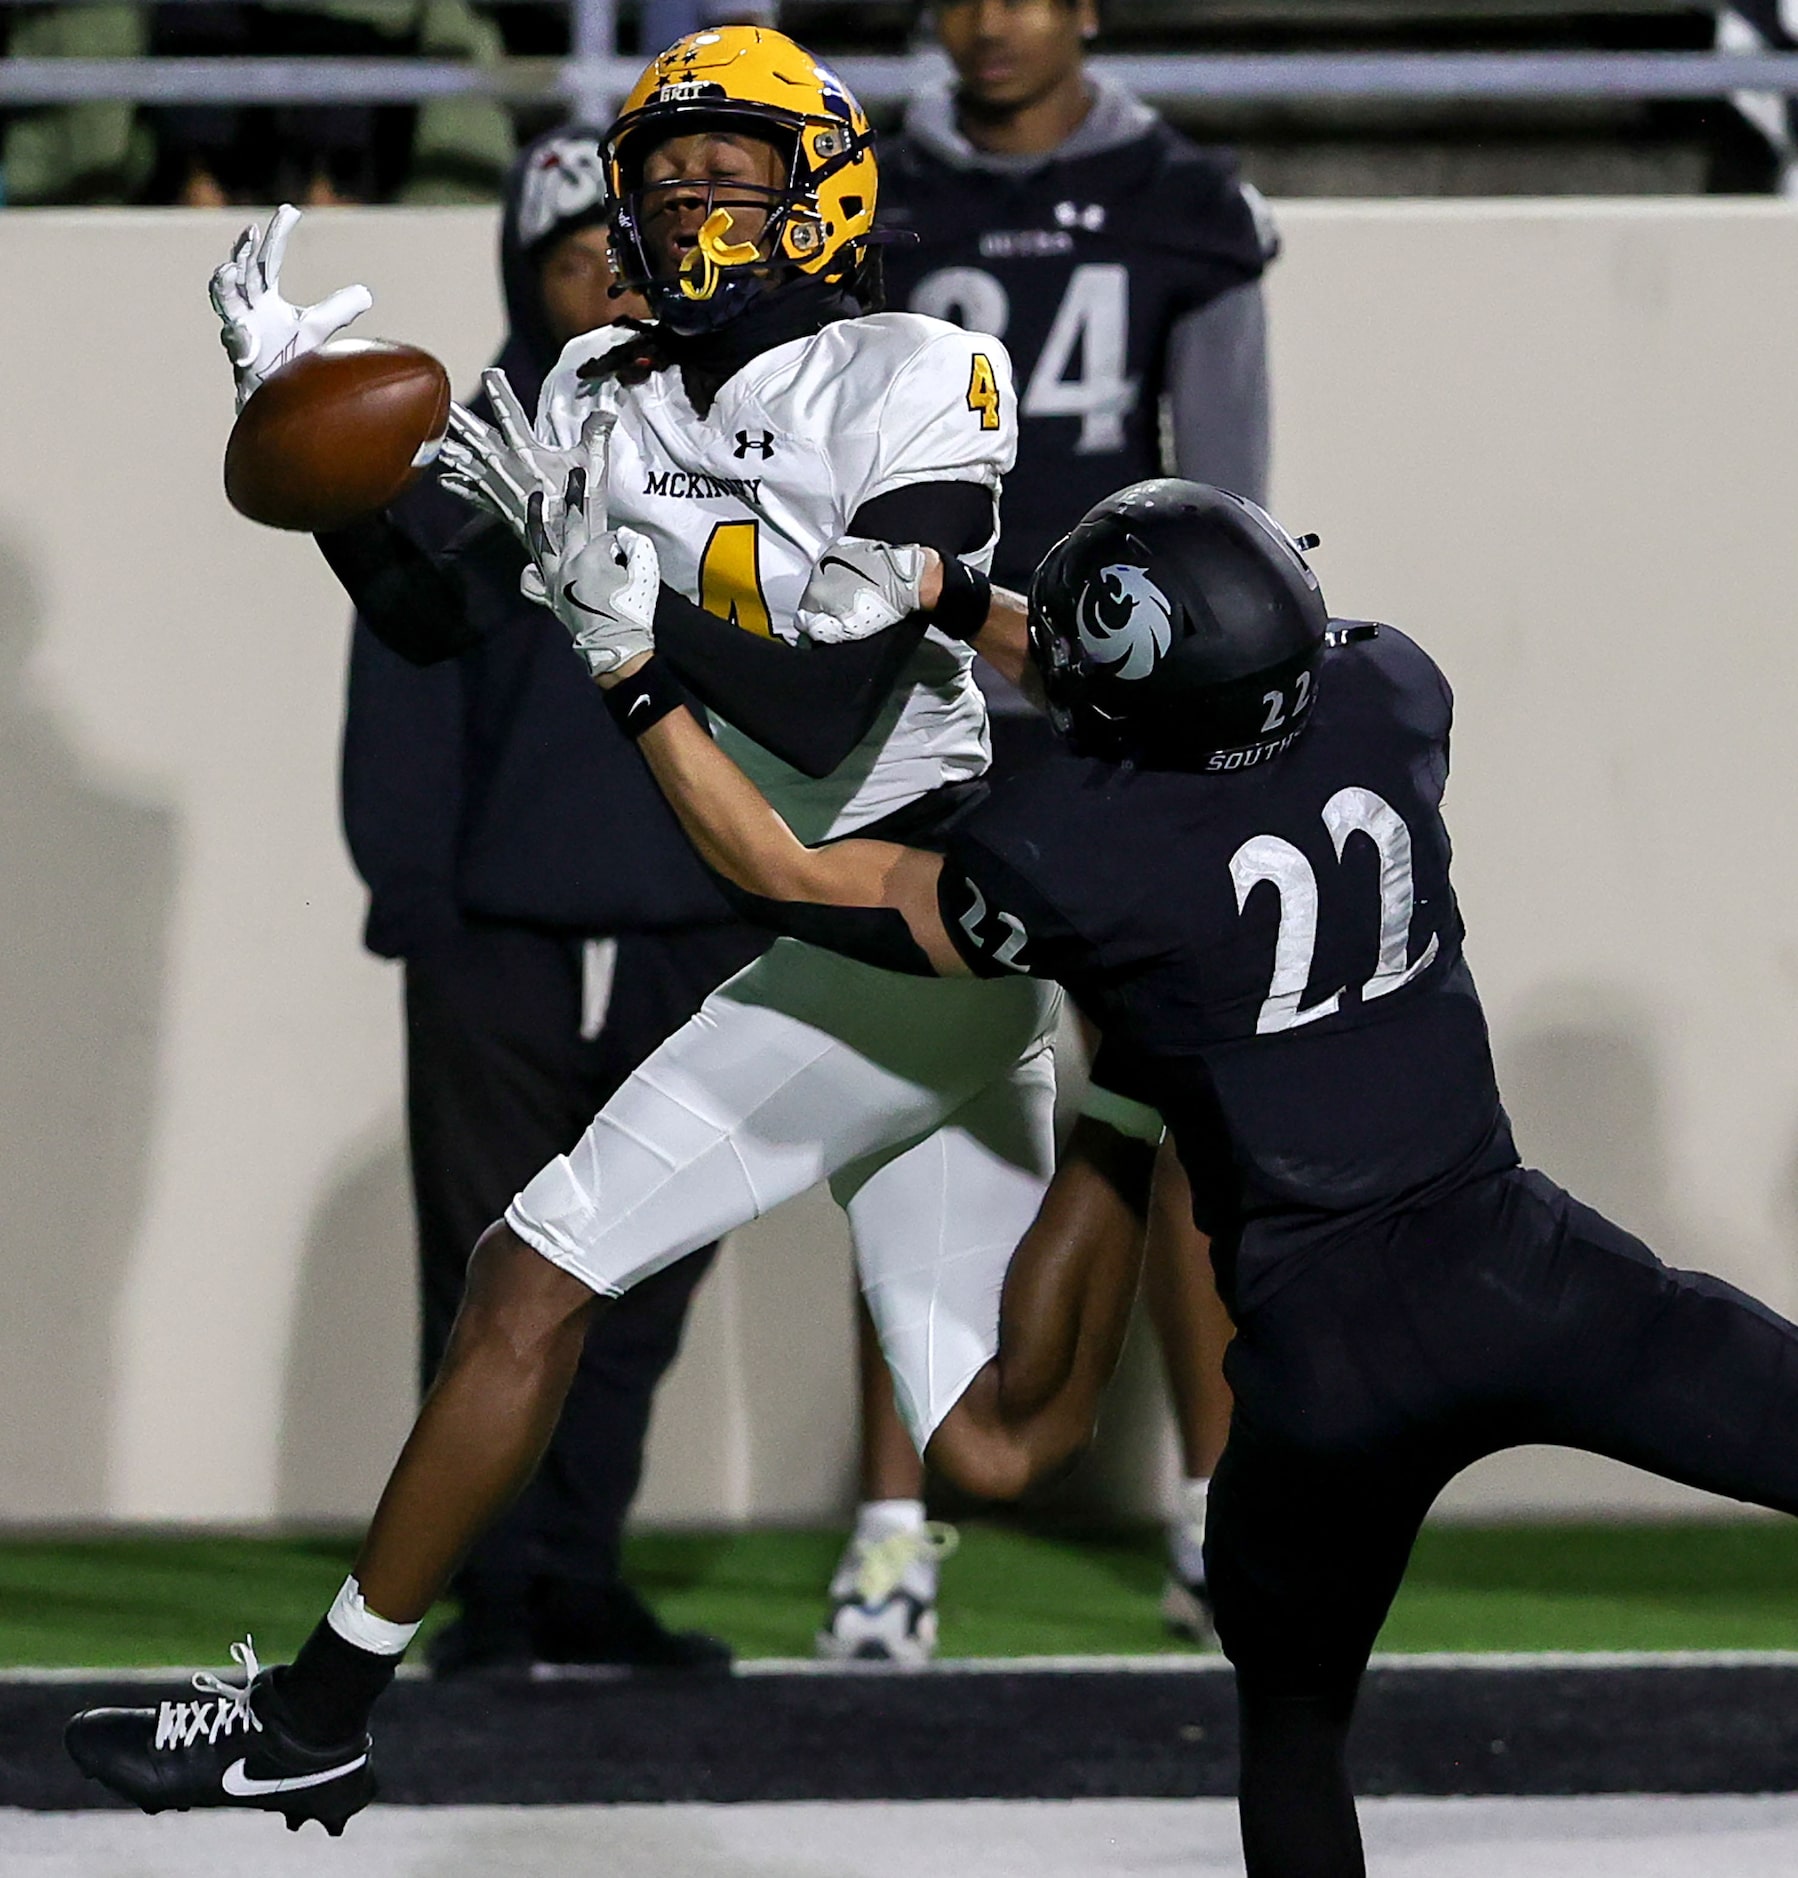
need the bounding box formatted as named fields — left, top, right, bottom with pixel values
left=1076, top=565, right=1173, bottom=683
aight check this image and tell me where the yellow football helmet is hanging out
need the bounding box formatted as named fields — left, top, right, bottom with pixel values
left=604, top=26, right=879, bottom=331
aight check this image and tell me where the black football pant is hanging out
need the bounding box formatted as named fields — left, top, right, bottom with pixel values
left=1207, top=1166, right=1798, bottom=1878
left=404, top=920, right=766, bottom=1612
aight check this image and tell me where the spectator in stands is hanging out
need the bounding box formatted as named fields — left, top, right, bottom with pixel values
left=815, top=0, right=1277, bottom=1659
left=151, top=0, right=512, bottom=204
left=1719, top=1, right=1798, bottom=189
left=2, top=0, right=512, bottom=206
left=1, top=4, right=153, bottom=205
left=338, top=126, right=764, bottom=1672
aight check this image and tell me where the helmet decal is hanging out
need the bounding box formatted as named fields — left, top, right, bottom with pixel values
left=517, top=136, right=608, bottom=249
left=1077, top=565, right=1174, bottom=683
left=812, top=60, right=857, bottom=123
left=653, top=79, right=727, bottom=104
left=1029, top=482, right=1331, bottom=772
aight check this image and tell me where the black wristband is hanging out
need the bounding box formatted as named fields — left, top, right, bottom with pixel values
left=603, top=656, right=688, bottom=740
left=931, top=557, right=992, bottom=643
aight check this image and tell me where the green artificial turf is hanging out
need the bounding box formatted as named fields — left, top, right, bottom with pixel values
left=1382, top=1520, right=1798, bottom=1654
left=3, top=1522, right=1798, bottom=1670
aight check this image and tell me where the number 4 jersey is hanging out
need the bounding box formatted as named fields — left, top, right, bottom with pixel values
left=536, top=313, right=1017, bottom=843
left=937, top=625, right=1519, bottom=1309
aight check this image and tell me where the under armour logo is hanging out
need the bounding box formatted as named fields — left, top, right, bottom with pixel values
left=733, top=430, right=776, bottom=459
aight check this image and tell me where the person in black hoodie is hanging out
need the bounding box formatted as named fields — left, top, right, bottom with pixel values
left=339, top=126, right=765, bottom=1675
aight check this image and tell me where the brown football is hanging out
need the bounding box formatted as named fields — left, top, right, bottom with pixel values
left=224, top=339, right=451, bottom=532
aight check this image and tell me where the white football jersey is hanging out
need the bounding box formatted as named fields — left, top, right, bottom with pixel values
left=537, top=312, right=1017, bottom=841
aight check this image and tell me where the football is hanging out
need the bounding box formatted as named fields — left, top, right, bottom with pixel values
left=224, top=339, right=451, bottom=532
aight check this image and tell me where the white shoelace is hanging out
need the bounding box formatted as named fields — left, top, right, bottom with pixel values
left=850, top=1523, right=960, bottom=1605
left=154, top=1637, right=265, bottom=1752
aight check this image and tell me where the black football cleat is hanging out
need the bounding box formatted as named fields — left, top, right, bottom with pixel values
left=532, top=1580, right=733, bottom=1675
left=65, top=1638, right=375, bottom=1836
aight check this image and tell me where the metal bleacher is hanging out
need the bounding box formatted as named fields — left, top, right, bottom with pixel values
left=782, top=1, right=1783, bottom=194
left=2, top=0, right=1795, bottom=196
left=1176, top=3, right=1774, bottom=196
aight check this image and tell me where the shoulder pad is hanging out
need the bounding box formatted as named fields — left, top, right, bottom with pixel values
left=1126, top=132, right=1277, bottom=269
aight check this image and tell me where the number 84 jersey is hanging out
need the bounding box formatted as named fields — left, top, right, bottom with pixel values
left=939, top=625, right=1518, bottom=1297
left=880, top=122, right=1272, bottom=591
left=537, top=312, right=1017, bottom=843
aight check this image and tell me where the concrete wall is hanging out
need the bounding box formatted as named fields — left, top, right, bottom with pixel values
left=2, top=200, right=1795, bottom=1529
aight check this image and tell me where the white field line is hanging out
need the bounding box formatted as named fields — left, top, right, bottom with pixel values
left=9, top=1649, right=1798, bottom=1685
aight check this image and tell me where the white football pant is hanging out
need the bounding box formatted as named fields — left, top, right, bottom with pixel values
left=508, top=938, right=1062, bottom=1445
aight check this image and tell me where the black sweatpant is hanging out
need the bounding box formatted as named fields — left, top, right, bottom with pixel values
left=403, top=919, right=766, bottom=1607
left=1207, top=1166, right=1798, bottom=1877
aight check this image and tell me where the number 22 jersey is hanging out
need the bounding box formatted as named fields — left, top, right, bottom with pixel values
left=938, top=626, right=1519, bottom=1307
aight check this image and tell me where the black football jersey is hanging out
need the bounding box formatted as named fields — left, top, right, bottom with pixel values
left=937, top=627, right=1518, bottom=1306
left=879, top=122, right=1270, bottom=590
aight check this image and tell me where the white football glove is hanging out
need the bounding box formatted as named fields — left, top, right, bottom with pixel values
left=524, top=469, right=659, bottom=679
left=439, top=368, right=614, bottom=546
left=208, top=205, right=373, bottom=411
left=794, top=536, right=931, bottom=644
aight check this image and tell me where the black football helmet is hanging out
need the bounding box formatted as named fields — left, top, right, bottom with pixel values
left=1027, top=480, right=1330, bottom=772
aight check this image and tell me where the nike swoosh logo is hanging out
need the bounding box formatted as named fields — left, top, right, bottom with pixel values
left=817, top=557, right=863, bottom=580
left=563, top=582, right=612, bottom=619
left=221, top=1752, right=368, bottom=1798
left=628, top=694, right=653, bottom=716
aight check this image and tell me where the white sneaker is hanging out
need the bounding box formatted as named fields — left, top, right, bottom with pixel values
left=817, top=1522, right=959, bottom=1664
left=1164, top=1478, right=1217, bottom=1645
left=1161, top=1573, right=1217, bottom=1645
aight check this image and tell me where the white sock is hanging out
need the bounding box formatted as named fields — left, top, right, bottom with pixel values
left=326, top=1575, right=422, bottom=1657
left=855, top=1497, right=925, bottom=1543
left=1169, top=1477, right=1210, bottom=1585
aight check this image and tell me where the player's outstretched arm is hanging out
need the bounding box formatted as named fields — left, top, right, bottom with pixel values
left=799, top=539, right=1043, bottom=709
left=961, top=580, right=1043, bottom=708
left=314, top=511, right=495, bottom=666
left=926, top=1116, right=1155, bottom=1501
left=440, top=369, right=608, bottom=547
left=623, top=663, right=970, bottom=975
left=519, top=495, right=973, bottom=971
left=641, top=469, right=999, bottom=778
left=444, top=411, right=988, bottom=778
left=208, top=205, right=372, bottom=411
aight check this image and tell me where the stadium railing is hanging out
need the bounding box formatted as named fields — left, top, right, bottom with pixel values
left=6, top=0, right=1798, bottom=125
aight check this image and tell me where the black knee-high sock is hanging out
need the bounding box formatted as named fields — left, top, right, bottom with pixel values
left=265, top=1620, right=400, bottom=1748
left=1237, top=1682, right=1364, bottom=1878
